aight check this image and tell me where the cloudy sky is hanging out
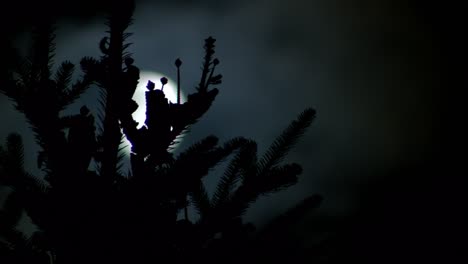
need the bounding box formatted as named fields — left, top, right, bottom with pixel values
left=1, top=0, right=464, bottom=259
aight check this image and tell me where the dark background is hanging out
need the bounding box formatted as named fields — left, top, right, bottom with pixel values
left=1, top=0, right=465, bottom=262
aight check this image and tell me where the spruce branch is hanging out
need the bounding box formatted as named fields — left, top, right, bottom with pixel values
left=197, top=36, right=220, bottom=92
left=54, top=61, right=74, bottom=94
left=212, top=140, right=257, bottom=209
left=29, top=21, right=56, bottom=82
left=257, top=108, right=316, bottom=176
left=189, top=180, right=211, bottom=219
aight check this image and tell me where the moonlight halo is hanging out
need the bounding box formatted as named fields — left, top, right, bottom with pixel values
left=121, top=71, right=185, bottom=154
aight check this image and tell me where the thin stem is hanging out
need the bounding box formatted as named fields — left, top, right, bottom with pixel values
left=177, top=66, right=181, bottom=104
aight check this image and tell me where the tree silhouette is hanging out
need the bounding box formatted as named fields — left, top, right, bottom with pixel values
left=0, top=1, right=319, bottom=263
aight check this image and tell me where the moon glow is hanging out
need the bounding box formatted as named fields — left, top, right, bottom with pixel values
left=122, top=71, right=185, bottom=154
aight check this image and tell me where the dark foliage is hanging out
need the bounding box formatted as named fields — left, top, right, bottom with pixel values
left=0, top=1, right=319, bottom=263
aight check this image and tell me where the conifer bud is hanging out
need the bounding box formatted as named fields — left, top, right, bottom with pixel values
left=175, top=58, right=182, bottom=67
left=147, top=80, right=155, bottom=91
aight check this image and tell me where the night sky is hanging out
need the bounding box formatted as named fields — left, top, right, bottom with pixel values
left=1, top=0, right=465, bottom=262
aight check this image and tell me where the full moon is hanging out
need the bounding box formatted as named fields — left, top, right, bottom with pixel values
left=121, top=71, right=185, bottom=154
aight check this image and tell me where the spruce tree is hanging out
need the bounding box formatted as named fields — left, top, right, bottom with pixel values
left=0, top=1, right=319, bottom=263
